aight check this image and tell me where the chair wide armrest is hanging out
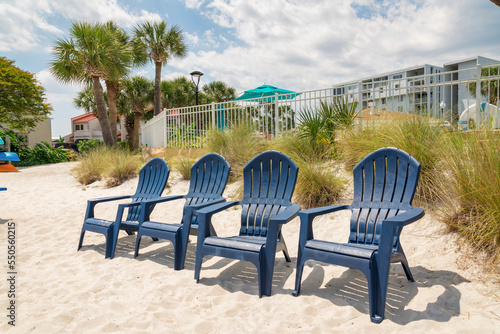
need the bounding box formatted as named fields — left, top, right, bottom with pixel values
left=139, top=195, right=186, bottom=222
left=298, top=204, right=351, bottom=222
left=382, top=207, right=425, bottom=228
left=196, top=201, right=241, bottom=216
left=85, top=195, right=132, bottom=220
left=270, top=204, right=301, bottom=225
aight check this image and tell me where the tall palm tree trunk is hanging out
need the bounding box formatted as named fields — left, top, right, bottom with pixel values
left=106, top=80, right=119, bottom=145
left=154, top=61, right=162, bottom=116
left=92, top=76, right=113, bottom=146
left=131, top=111, right=142, bottom=151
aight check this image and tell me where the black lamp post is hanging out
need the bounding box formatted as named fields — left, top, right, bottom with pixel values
left=190, top=70, right=204, bottom=105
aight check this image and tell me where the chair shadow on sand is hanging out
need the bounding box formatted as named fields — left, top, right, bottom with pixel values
left=104, top=235, right=235, bottom=272
left=297, top=263, right=470, bottom=324
left=196, top=257, right=295, bottom=296
left=79, top=235, right=469, bottom=325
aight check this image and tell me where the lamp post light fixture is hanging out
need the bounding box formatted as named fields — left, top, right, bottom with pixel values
left=190, top=70, right=204, bottom=105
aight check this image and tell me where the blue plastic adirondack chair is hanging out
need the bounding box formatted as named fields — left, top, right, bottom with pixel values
left=293, top=147, right=425, bottom=323
left=134, top=153, right=231, bottom=270
left=78, top=158, right=169, bottom=259
left=194, top=151, right=300, bottom=297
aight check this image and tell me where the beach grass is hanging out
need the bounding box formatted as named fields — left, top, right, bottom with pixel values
left=438, top=130, right=500, bottom=265
left=73, top=146, right=142, bottom=187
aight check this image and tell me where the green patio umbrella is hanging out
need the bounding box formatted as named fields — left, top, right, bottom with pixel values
left=233, top=84, right=299, bottom=102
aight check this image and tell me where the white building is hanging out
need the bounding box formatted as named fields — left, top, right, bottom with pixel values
left=331, top=55, right=499, bottom=117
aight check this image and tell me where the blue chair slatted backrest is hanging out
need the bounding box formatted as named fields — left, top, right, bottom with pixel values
left=349, top=147, right=421, bottom=248
left=126, top=158, right=170, bottom=221
left=186, top=153, right=231, bottom=226
left=240, top=151, right=299, bottom=237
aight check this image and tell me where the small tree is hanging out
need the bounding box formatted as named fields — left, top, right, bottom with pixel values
left=120, top=76, right=154, bottom=151
left=0, top=57, right=52, bottom=132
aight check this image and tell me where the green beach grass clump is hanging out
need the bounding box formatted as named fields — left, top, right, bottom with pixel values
left=176, top=155, right=195, bottom=180
left=206, top=122, right=268, bottom=181
left=272, top=134, right=346, bottom=209
left=74, top=146, right=142, bottom=187
left=439, top=130, right=500, bottom=265
left=337, top=116, right=445, bottom=205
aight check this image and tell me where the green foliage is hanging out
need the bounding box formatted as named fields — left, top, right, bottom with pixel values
left=439, top=130, right=500, bottom=265
left=167, top=123, right=201, bottom=148
left=294, top=162, right=345, bottom=209
left=176, top=156, right=195, bottom=180
left=77, top=139, right=104, bottom=153
left=202, top=81, right=236, bottom=103
left=73, top=146, right=142, bottom=187
left=298, top=99, right=358, bottom=148
left=133, top=20, right=188, bottom=116
left=272, top=134, right=345, bottom=209
left=14, top=142, right=70, bottom=167
left=74, top=85, right=97, bottom=114
left=206, top=122, right=267, bottom=181
left=161, top=76, right=197, bottom=108
left=0, top=57, right=52, bottom=132
left=338, top=117, right=445, bottom=204
left=467, top=66, right=499, bottom=105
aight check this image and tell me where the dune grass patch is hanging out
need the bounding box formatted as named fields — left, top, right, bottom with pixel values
left=73, top=146, right=142, bottom=187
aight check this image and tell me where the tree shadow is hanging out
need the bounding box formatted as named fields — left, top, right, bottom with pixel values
left=297, top=264, right=470, bottom=324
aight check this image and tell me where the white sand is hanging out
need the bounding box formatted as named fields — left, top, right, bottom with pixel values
left=1, top=161, right=499, bottom=333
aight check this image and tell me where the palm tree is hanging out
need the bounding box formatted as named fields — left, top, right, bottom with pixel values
left=50, top=22, right=125, bottom=146
left=202, top=81, right=236, bottom=103
left=120, top=76, right=154, bottom=151
left=161, top=76, right=197, bottom=108
left=74, top=85, right=97, bottom=115
left=102, top=21, right=133, bottom=145
left=133, top=21, right=187, bottom=116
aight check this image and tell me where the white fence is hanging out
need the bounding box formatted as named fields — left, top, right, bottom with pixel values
left=141, top=63, right=500, bottom=148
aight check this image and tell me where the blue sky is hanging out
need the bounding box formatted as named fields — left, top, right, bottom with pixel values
left=1, top=0, right=500, bottom=137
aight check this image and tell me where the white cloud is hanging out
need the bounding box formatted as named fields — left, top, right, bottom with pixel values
left=172, top=0, right=500, bottom=93
left=35, top=69, right=85, bottom=136
left=0, top=0, right=161, bottom=52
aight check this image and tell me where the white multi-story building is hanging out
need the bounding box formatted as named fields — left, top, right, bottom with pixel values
left=331, top=55, right=499, bottom=117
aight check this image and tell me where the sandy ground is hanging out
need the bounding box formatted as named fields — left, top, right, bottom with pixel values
left=1, top=161, right=499, bottom=333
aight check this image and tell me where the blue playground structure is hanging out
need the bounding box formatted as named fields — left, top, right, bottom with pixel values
left=0, top=136, right=20, bottom=172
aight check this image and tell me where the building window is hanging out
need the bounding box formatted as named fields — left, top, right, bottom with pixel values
left=75, top=124, right=83, bottom=131
left=393, top=74, right=403, bottom=79
left=382, top=98, right=386, bottom=105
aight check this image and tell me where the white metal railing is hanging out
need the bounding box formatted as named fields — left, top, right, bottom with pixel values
left=141, top=63, right=500, bottom=148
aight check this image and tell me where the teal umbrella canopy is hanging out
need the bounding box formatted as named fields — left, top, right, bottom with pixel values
left=233, top=84, right=299, bottom=102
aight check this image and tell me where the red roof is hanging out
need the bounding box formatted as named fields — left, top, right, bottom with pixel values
left=72, top=113, right=96, bottom=122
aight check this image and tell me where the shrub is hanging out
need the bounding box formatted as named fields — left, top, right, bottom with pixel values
left=206, top=122, right=267, bottom=180
left=73, top=146, right=142, bottom=187
left=439, top=130, right=500, bottom=265
left=105, top=150, right=142, bottom=188
left=338, top=116, right=445, bottom=204
left=176, top=155, right=195, bottom=180
left=77, top=139, right=104, bottom=153
left=14, top=142, right=70, bottom=167
left=294, top=161, right=346, bottom=209
left=272, top=134, right=345, bottom=209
